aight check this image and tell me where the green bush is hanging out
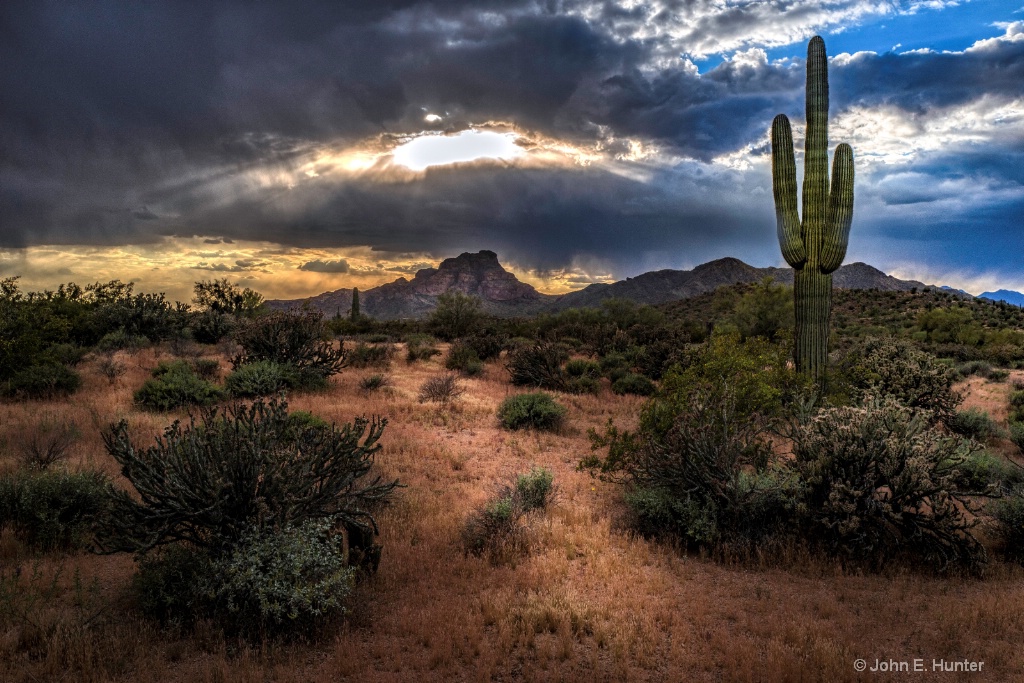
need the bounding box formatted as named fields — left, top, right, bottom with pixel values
left=611, top=372, right=656, bottom=396
left=203, top=521, right=355, bottom=637
left=497, top=392, right=567, bottom=431
left=1010, top=391, right=1024, bottom=423
left=429, top=292, right=483, bottom=341
left=95, top=329, right=149, bottom=354
left=405, top=334, right=441, bottom=363
left=461, top=467, right=556, bottom=562
left=445, top=340, right=483, bottom=376
left=793, top=398, right=984, bottom=570
left=955, top=450, right=1024, bottom=493
left=564, top=375, right=601, bottom=395
left=954, top=360, right=994, bottom=380
left=946, top=408, right=1002, bottom=441
left=2, top=362, right=81, bottom=399
left=1010, top=421, right=1024, bottom=452
left=0, top=469, right=112, bottom=551
left=515, top=466, right=554, bottom=512
left=225, top=360, right=299, bottom=397
left=564, top=359, right=601, bottom=379
left=232, top=310, right=346, bottom=389
left=348, top=343, right=396, bottom=369
left=134, top=360, right=225, bottom=411
left=460, top=334, right=505, bottom=362
left=133, top=544, right=212, bottom=626
left=990, top=487, right=1024, bottom=563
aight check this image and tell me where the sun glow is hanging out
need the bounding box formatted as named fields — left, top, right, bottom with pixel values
left=391, top=130, right=525, bottom=170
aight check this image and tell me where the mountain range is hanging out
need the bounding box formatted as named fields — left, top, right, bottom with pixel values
left=268, top=250, right=1002, bottom=320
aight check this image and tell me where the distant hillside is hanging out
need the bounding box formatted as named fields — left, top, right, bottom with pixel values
left=269, top=251, right=970, bottom=319
left=980, top=289, right=1024, bottom=307
left=551, top=258, right=936, bottom=310
left=269, top=250, right=553, bottom=319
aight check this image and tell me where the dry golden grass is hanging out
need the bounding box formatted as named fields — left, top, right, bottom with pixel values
left=2, top=346, right=1023, bottom=682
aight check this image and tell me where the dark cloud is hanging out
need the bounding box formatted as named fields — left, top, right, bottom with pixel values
left=298, top=259, right=351, bottom=273
left=0, top=1, right=1021, bottom=289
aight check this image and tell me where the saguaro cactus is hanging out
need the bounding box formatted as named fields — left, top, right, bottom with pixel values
left=771, top=35, right=854, bottom=382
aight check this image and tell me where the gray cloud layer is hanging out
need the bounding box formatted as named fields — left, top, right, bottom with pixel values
left=1, top=1, right=1021, bottom=284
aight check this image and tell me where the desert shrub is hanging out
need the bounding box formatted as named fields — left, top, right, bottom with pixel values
left=190, top=358, right=221, bottom=381
left=505, top=342, right=569, bottom=390
left=955, top=450, right=1024, bottom=493
left=460, top=492, right=524, bottom=562
left=46, top=343, right=87, bottom=366
left=225, top=360, right=299, bottom=398
left=1010, top=422, right=1024, bottom=452
left=366, top=334, right=391, bottom=344
left=954, top=360, right=994, bottom=380
left=564, top=375, right=601, bottom=395
left=838, top=337, right=961, bottom=422
left=359, top=374, right=392, bottom=392
left=460, top=334, right=505, bottom=362
left=96, top=398, right=397, bottom=560
left=133, top=544, right=212, bottom=626
left=405, top=334, right=441, bottom=363
left=990, top=487, right=1024, bottom=563
left=1009, top=391, right=1024, bottom=423
left=134, top=360, right=225, bottom=411
left=95, top=329, right=149, bottom=354
left=15, top=416, right=80, bottom=470
left=946, top=408, right=1002, bottom=441
left=564, top=359, right=601, bottom=379
left=445, top=340, right=483, bottom=376
left=2, top=362, right=81, bottom=399
left=232, top=310, right=346, bottom=389
left=418, top=373, right=464, bottom=404
left=461, top=467, right=555, bottom=562
left=611, top=372, right=656, bottom=396
left=515, top=466, right=554, bottom=512
left=498, top=392, right=567, bottom=431
left=348, top=343, right=396, bottom=369
left=203, top=521, right=355, bottom=637
left=0, top=469, right=112, bottom=551
left=792, top=398, right=984, bottom=571
left=189, top=309, right=236, bottom=345
left=96, top=354, right=127, bottom=385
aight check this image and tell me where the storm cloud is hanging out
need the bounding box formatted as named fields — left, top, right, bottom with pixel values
left=1, top=1, right=1022, bottom=292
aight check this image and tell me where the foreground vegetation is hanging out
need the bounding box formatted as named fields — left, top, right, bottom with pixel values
left=3, top=276, right=1024, bottom=680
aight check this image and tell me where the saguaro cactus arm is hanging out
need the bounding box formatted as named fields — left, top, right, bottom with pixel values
left=771, top=114, right=806, bottom=268
left=820, top=143, right=855, bottom=274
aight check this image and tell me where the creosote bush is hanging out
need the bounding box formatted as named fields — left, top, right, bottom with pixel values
left=0, top=469, right=112, bottom=551
left=946, top=408, right=1002, bottom=442
left=405, top=334, right=441, bottom=363
left=445, top=340, right=484, bottom=376
left=134, top=360, right=225, bottom=411
left=359, top=373, right=392, bottom=393
left=990, top=487, right=1024, bottom=563
left=418, top=373, right=464, bottom=404
left=497, top=392, right=567, bottom=431
left=224, top=360, right=299, bottom=397
left=611, top=372, right=656, bottom=396
left=348, top=342, right=396, bottom=369
left=461, top=467, right=555, bottom=563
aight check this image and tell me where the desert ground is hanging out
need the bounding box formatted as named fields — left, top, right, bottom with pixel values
left=2, top=345, right=1023, bottom=683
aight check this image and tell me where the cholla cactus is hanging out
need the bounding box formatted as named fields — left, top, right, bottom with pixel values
left=771, top=36, right=854, bottom=381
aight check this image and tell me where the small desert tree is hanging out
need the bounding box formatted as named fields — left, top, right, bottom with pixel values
left=430, top=292, right=482, bottom=341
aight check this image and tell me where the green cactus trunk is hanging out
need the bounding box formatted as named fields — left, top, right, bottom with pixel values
left=771, top=36, right=854, bottom=383
left=794, top=269, right=831, bottom=380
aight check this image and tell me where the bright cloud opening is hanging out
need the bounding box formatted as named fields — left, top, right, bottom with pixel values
left=392, top=130, right=525, bottom=170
